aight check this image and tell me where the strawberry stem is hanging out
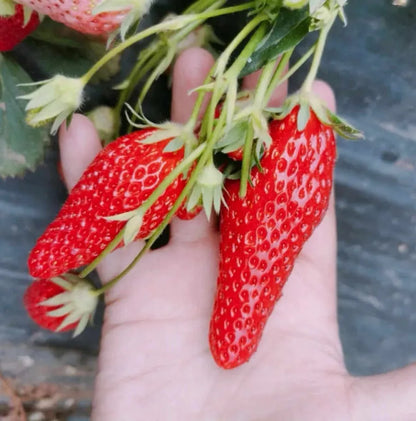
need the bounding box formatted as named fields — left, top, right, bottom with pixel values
left=300, top=11, right=337, bottom=96
left=185, top=13, right=267, bottom=135
left=200, top=19, right=269, bottom=141
left=81, top=3, right=256, bottom=85
left=239, top=121, right=255, bottom=197
left=113, top=47, right=162, bottom=137
left=262, top=48, right=293, bottom=107
left=128, top=0, right=227, bottom=127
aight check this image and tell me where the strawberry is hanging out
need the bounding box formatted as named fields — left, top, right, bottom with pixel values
left=16, top=0, right=128, bottom=35
left=209, top=107, right=336, bottom=369
left=28, top=128, right=189, bottom=279
left=0, top=4, right=39, bottom=52
left=226, top=148, right=244, bottom=161
left=23, top=275, right=98, bottom=335
left=176, top=202, right=202, bottom=220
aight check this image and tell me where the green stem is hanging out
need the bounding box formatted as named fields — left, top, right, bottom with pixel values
left=239, top=121, right=254, bottom=197
left=81, top=3, right=255, bottom=84
left=114, top=48, right=162, bottom=137
left=253, top=59, right=277, bottom=108
left=200, top=19, right=269, bottom=138
left=214, top=13, right=266, bottom=78
left=132, top=0, right=227, bottom=116
left=185, top=0, right=219, bottom=13
left=185, top=70, right=215, bottom=131
left=300, top=13, right=336, bottom=95
left=263, top=48, right=294, bottom=105
left=187, top=11, right=267, bottom=134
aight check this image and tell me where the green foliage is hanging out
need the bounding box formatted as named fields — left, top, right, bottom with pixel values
left=240, top=7, right=310, bottom=76
left=0, top=54, right=49, bottom=178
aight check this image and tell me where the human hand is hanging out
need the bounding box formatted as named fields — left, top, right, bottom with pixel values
left=59, top=48, right=416, bottom=421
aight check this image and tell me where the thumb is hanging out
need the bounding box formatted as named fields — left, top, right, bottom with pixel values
left=59, top=114, right=102, bottom=191
left=350, top=364, right=416, bottom=420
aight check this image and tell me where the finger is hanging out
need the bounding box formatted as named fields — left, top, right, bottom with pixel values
left=242, top=59, right=288, bottom=107
left=59, top=114, right=102, bottom=191
left=350, top=364, right=416, bottom=420
left=171, top=47, right=215, bottom=124
left=312, top=79, right=336, bottom=112
left=170, top=47, right=217, bottom=242
left=170, top=213, right=218, bottom=244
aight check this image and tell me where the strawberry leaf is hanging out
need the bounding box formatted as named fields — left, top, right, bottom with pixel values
left=240, top=7, right=310, bottom=76
left=0, top=55, right=49, bottom=178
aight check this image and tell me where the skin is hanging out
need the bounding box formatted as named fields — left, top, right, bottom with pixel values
left=59, top=48, right=416, bottom=421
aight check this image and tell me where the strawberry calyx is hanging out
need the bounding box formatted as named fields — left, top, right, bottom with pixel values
left=25, top=274, right=99, bottom=337
left=268, top=91, right=363, bottom=140
left=186, top=161, right=225, bottom=220
left=19, top=75, right=85, bottom=134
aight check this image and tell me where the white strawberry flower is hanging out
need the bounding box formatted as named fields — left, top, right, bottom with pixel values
left=19, top=75, right=84, bottom=134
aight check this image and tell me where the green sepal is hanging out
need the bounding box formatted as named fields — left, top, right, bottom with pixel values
left=123, top=213, right=143, bottom=245
left=0, top=0, right=15, bottom=16
left=325, top=110, right=364, bottom=140
left=309, top=0, right=326, bottom=14
left=297, top=100, right=310, bottom=131
left=163, top=136, right=185, bottom=152
left=216, top=120, right=248, bottom=153
left=310, top=97, right=364, bottom=140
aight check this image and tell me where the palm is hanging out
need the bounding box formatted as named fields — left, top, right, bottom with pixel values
left=59, top=48, right=416, bottom=421
left=92, top=198, right=350, bottom=420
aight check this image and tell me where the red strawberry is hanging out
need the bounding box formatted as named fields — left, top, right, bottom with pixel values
left=23, top=275, right=97, bottom=334
left=226, top=148, right=244, bottom=161
left=176, top=203, right=202, bottom=220
left=209, top=107, right=336, bottom=369
left=17, top=0, right=128, bottom=35
left=28, top=128, right=189, bottom=279
left=0, top=4, right=39, bottom=52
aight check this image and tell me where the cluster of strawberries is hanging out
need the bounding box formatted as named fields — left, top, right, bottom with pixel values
left=24, top=107, right=335, bottom=368
left=2, top=0, right=341, bottom=369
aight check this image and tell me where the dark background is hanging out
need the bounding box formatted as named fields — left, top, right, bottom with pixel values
left=1, top=1, right=415, bottom=419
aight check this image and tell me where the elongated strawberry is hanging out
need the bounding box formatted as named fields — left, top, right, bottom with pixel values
left=0, top=4, right=39, bottom=52
left=28, top=128, right=188, bottom=279
left=209, top=107, right=336, bottom=369
left=24, top=275, right=98, bottom=335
